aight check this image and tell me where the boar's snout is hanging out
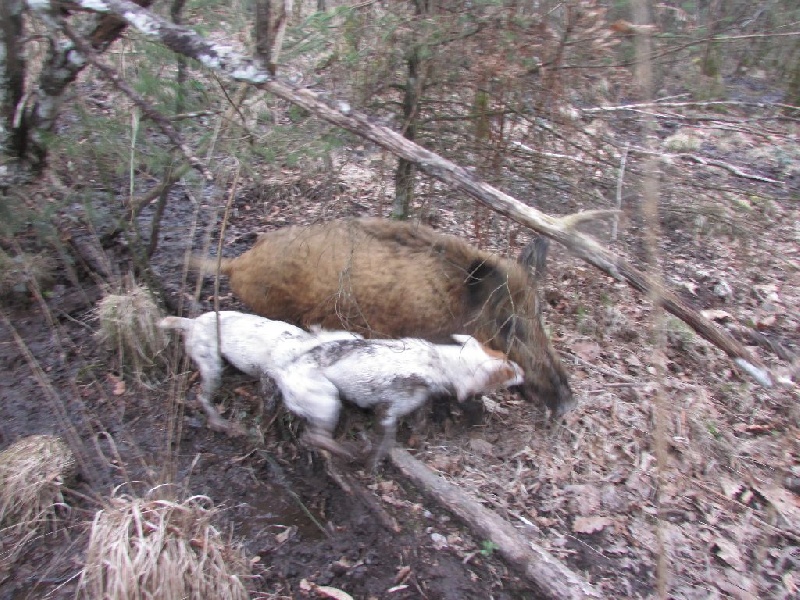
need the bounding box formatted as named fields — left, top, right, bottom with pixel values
left=518, top=374, right=575, bottom=418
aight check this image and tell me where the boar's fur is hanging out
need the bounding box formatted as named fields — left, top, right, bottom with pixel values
left=196, top=218, right=574, bottom=415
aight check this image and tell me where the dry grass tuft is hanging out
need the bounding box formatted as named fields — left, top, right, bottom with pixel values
left=0, top=435, right=75, bottom=562
left=77, top=494, right=251, bottom=600
left=0, top=249, right=54, bottom=302
left=95, top=284, right=169, bottom=382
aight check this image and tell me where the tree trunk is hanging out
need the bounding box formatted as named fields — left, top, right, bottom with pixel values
left=255, top=0, right=291, bottom=75
left=392, top=46, right=421, bottom=220
left=0, top=0, right=27, bottom=166
left=2, top=0, right=153, bottom=173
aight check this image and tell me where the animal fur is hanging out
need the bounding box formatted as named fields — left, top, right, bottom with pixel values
left=158, top=311, right=361, bottom=436
left=275, top=334, right=525, bottom=467
left=193, top=218, right=575, bottom=416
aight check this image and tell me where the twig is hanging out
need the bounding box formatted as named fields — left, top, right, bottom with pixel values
left=627, top=144, right=782, bottom=185
left=563, top=351, right=637, bottom=383
left=511, top=141, right=594, bottom=164
left=324, top=460, right=400, bottom=533
left=260, top=451, right=331, bottom=539
left=612, top=142, right=629, bottom=242
left=582, top=99, right=799, bottom=114
left=674, top=153, right=782, bottom=184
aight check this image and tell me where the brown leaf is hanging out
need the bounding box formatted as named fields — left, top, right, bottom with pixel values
left=274, top=525, right=296, bottom=544
left=468, top=438, right=494, bottom=456
left=572, top=516, right=612, bottom=534
left=624, top=354, right=642, bottom=368
left=565, top=484, right=602, bottom=516
left=754, top=486, right=800, bottom=533
left=712, top=538, right=744, bottom=571
left=573, top=341, right=602, bottom=361
left=783, top=572, right=797, bottom=595
left=755, top=314, right=777, bottom=328
left=393, top=565, right=412, bottom=585
left=700, top=309, right=732, bottom=322
left=315, top=586, right=354, bottom=600
left=719, top=477, right=744, bottom=500
left=108, top=374, right=126, bottom=396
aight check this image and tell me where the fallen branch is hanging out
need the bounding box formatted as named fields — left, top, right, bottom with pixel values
left=673, top=152, right=781, bottom=184
left=55, top=0, right=774, bottom=386
left=325, top=460, right=400, bottom=534
left=389, top=448, right=603, bottom=600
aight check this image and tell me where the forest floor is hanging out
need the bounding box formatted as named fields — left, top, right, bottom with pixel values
left=2, top=87, right=799, bottom=600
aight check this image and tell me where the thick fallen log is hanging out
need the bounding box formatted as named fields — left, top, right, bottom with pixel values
left=390, top=448, right=603, bottom=600
left=56, top=0, right=774, bottom=387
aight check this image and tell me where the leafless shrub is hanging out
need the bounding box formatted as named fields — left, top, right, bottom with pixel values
left=76, top=493, right=251, bottom=600
left=0, top=249, right=54, bottom=303
left=95, top=284, right=169, bottom=382
left=0, top=435, right=75, bottom=564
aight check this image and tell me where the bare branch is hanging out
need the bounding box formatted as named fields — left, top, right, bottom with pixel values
left=582, top=99, right=799, bottom=116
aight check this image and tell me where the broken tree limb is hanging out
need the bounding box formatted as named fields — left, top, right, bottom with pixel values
left=57, top=0, right=773, bottom=386
left=390, top=448, right=603, bottom=600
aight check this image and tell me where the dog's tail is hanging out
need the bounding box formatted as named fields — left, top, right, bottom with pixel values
left=187, top=255, right=235, bottom=277
left=158, top=316, right=195, bottom=331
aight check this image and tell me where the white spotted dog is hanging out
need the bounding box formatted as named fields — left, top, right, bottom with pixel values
left=159, top=311, right=361, bottom=436
left=273, top=335, right=525, bottom=468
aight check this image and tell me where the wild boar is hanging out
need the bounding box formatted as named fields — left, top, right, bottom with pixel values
left=194, top=218, right=574, bottom=416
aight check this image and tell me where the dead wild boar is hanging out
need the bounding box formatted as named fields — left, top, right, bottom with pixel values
left=194, top=218, right=575, bottom=416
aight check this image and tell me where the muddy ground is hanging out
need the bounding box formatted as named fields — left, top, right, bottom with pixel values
left=2, top=91, right=799, bottom=599
left=0, top=191, right=547, bottom=599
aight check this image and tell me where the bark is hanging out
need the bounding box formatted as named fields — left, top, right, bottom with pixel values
left=0, top=0, right=27, bottom=162
left=392, top=44, right=420, bottom=219
left=255, top=0, right=290, bottom=75
left=51, top=0, right=774, bottom=386
left=390, top=448, right=603, bottom=599
left=392, top=0, right=428, bottom=219
left=14, top=0, right=153, bottom=170
left=170, top=0, right=187, bottom=114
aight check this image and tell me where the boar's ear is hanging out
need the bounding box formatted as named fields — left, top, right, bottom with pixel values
left=466, top=259, right=505, bottom=310
left=451, top=334, right=474, bottom=345
left=519, top=237, right=549, bottom=279
left=466, top=259, right=496, bottom=287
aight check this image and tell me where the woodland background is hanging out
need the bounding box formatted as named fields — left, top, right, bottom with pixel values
left=0, top=1, right=798, bottom=599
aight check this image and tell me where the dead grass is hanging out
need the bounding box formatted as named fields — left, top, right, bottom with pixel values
left=0, top=435, right=75, bottom=564
left=95, top=284, right=169, bottom=382
left=77, top=493, right=251, bottom=600
left=0, top=248, right=54, bottom=302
